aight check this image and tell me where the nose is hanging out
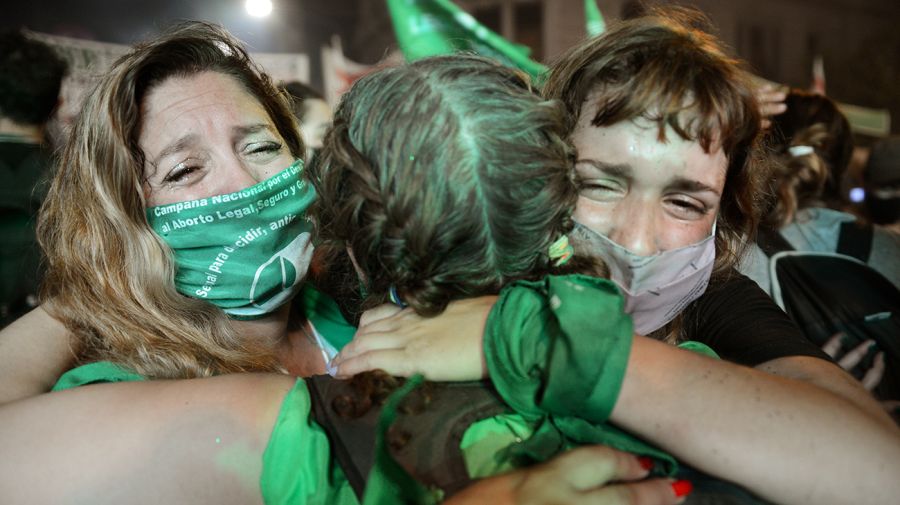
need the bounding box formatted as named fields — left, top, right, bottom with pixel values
left=607, top=202, right=660, bottom=257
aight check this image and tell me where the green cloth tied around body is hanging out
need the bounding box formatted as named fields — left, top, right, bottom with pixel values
left=146, top=160, right=315, bottom=320
left=484, top=274, right=678, bottom=474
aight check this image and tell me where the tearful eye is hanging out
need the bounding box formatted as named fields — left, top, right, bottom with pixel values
left=163, top=163, right=201, bottom=184
left=245, top=142, right=283, bottom=156
left=666, top=197, right=709, bottom=219
left=579, top=178, right=625, bottom=202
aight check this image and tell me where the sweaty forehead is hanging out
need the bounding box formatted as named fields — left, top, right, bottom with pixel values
left=139, top=73, right=270, bottom=147
left=142, top=73, right=265, bottom=123
left=573, top=117, right=727, bottom=191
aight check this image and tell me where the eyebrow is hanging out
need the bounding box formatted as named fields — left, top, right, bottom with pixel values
left=667, top=177, right=721, bottom=196
left=577, top=158, right=721, bottom=195
left=151, top=133, right=198, bottom=168
left=233, top=123, right=276, bottom=137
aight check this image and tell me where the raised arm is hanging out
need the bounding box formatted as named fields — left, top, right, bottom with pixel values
left=0, top=305, right=74, bottom=404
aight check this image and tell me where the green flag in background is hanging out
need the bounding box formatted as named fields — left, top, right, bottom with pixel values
left=584, top=0, right=606, bottom=36
left=386, top=0, right=547, bottom=79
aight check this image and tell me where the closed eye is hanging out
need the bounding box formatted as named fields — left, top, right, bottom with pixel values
left=665, top=196, right=709, bottom=218
left=244, top=141, right=283, bottom=156
left=579, top=178, right=625, bottom=202
left=163, top=162, right=203, bottom=184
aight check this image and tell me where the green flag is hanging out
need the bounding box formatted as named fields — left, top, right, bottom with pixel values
left=386, top=0, right=547, bottom=79
left=585, top=0, right=606, bottom=36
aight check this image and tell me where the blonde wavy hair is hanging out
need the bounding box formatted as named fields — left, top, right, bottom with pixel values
left=38, top=21, right=303, bottom=379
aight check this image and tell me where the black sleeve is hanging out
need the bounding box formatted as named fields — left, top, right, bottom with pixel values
left=682, top=270, right=833, bottom=367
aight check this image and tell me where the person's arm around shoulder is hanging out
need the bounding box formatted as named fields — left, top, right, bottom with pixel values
left=611, top=336, right=900, bottom=505
left=0, top=305, right=74, bottom=404
left=339, top=296, right=900, bottom=505
left=756, top=354, right=895, bottom=429
left=691, top=272, right=896, bottom=428
left=0, top=373, right=296, bottom=505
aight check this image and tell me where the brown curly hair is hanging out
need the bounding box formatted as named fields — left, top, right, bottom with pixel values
left=310, top=54, right=586, bottom=317
left=542, top=10, right=769, bottom=281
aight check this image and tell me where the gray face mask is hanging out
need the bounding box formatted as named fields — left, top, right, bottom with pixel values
left=571, top=222, right=716, bottom=335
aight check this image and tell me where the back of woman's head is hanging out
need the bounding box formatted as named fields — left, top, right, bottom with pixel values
left=543, top=9, right=766, bottom=277
left=312, top=54, right=579, bottom=316
left=38, top=21, right=301, bottom=378
left=764, top=90, right=853, bottom=227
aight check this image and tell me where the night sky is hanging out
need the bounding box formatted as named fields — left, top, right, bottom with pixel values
left=1, top=0, right=362, bottom=87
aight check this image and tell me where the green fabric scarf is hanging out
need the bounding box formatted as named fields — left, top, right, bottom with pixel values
left=146, top=160, right=315, bottom=319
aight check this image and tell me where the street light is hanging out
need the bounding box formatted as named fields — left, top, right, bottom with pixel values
left=246, top=0, right=273, bottom=18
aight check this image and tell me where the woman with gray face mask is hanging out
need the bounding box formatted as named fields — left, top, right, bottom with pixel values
left=331, top=15, right=899, bottom=501
left=336, top=11, right=892, bottom=422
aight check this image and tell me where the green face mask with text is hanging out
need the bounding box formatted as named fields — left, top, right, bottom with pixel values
left=146, top=160, right=315, bottom=319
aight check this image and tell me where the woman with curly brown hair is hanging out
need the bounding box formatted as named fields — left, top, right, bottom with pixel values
left=331, top=12, right=900, bottom=503
left=340, top=9, right=894, bottom=415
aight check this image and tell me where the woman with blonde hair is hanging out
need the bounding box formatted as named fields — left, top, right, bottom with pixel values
left=31, top=20, right=319, bottom=381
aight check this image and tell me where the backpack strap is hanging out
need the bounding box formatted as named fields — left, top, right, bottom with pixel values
left=307, top=374, right=379, bottom=499
left=387, top=381, right=513, bottom=497
left=836, top=221, right=873, bottom=262
left=755, top=227, right=795, bottom=257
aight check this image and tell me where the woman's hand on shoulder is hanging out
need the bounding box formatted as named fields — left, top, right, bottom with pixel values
left=330, top=296, right=497, bottom=381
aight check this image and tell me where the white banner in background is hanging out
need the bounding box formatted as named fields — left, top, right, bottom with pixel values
left=25, top=31, right=308, bottom=141
left=321, top=34, right=401, bottom=106
left=321, top=35, right=374, bottom=106
left=25, top=31, right=129, bottom=130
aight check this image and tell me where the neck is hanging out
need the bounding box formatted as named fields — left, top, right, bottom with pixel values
left=279, top=320, right=328, bottom=377
left=0, top=119, right=44, bottom=143
left=229, top=300, right=292, bottom=344
left=229, top=300, right=325, bottom=377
